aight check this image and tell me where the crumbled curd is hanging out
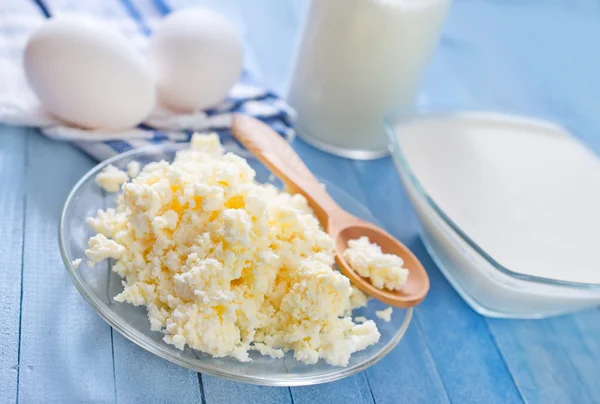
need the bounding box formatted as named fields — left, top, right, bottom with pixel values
left=126, top=161, right=141, bottom=178
left=85, top=134, right=380, bottom=366
left=375, top=307, right=393, bottom=323
left=96, top=164, right=129, bottom=192
left=343, top=236, right=409, bottom=291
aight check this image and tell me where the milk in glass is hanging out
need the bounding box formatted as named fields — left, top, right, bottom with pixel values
left=288, top=0, right=450, bottom=159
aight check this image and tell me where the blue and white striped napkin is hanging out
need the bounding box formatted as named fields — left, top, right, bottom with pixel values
left=0, top=0, right=296, bottom=161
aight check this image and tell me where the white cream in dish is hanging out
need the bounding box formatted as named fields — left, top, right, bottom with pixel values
left=85, top=134, right=379, bottom=366
left=397, top=113, right=600, bottom=285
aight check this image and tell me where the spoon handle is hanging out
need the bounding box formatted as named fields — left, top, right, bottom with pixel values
left=232, top=114, right=339, bottom=225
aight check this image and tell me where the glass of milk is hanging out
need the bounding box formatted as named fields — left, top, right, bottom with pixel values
left=287, top=0, right=450, bottom=159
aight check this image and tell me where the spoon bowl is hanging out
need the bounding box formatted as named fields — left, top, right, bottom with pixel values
left=334, top=223, right=429, bottom=307
left=232, top=114, right=430, bottom=308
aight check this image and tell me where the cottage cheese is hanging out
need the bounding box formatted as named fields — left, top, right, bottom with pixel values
left=375, top=307, right=393, bottom=323
left=343, top=236, right=409, bottom=291
left=349, top=285, right=369, bottom=312
left=95, top=164, right=129, bottom=192
left=126, top=161, right=141, bottom=178
left=85, top=234, right=125, bottom=267
left=71, top=258, right=81, bottom=269
left=85, top=134, right=380, bottom=366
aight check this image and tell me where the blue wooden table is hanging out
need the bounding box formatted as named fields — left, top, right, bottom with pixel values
left=2, top=0, right=600, bottom=403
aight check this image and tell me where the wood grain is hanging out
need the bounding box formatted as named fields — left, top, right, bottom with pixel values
left=0, top=127, right=27, bottom=404
left=443, top=4, right=600, bottom=404
left=112, top=333, right=202, bottom=404
left=201, top=376, right=292, bottom=404
left=292, top=141, right=451, bottom=403
left=290, top=373, right=375, bottom=404
left=4, top=0, right=600, bottom=403
left=241, top=2, right=449, bottom=399
left=17, top=132, right=115, bottom=403
left=352, top=157, right=524, bottom=404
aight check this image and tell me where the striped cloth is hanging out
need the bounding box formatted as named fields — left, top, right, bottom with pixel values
left=0, top=0, right=296, bottom=160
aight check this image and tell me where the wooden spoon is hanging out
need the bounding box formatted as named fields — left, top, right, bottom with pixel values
left=231, top=114, right=429, bottom=308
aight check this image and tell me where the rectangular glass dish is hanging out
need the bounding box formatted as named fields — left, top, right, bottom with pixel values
left=386, top=108, right=600, bottom=319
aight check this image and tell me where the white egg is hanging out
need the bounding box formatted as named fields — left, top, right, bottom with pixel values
left=149, top=7, right=243, bottom=112
left=24, top=15, right=155, bottom=130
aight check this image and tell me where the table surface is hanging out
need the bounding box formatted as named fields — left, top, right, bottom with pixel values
left=2, top=0, right=600, bottom=403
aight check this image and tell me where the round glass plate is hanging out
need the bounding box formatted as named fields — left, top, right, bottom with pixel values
left=59, top=143, right=413, bottom=386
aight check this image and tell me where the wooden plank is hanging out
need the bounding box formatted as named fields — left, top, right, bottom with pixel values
left=288, top=19, right=520, bottom=402
left=488, top=312, right=600, bottom=404
left=291, top=143, right=381, bottom=404
left=242, top=0, right=449, bottom=401
left=444, top=4, right=600, bottom=403
left=365, top=322, right=449, bottom=404
left=274, top=6, right=445, bottom=402
left=150, top=1, right=293, bottom=401
left=76, top=2, right=207, bottom=403
left=378, top=2, right=600, bottom=403
left=293, top=140, right=451, bottom=404
left=143, top=1, right=293, bottom=402
left=112, top=333, right=202, bottom=404
left=365, top=21, right=525, bottom=402
left=352, top=157, right=522, bottom=404
left=171, top=0, right=295, bottom=400
left=341, top=11, right=537, bottom=403
left=17, top=131, right=116, bottom=403
left=201, top=377, right=291, bottom=404
left=0, top=126, right=27, bottom=404
left=290, top=373, right=374, bottom=404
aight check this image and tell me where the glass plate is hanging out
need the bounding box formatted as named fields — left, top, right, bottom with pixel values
left=59, top=143, right=412, bottom=386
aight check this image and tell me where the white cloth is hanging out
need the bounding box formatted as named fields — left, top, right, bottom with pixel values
left=0, top=0, right=296, bottom=160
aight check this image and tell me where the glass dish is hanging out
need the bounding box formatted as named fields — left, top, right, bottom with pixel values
left=386, top=108, right=600, bottom=319
left=59, top=143, right=412, bottom=386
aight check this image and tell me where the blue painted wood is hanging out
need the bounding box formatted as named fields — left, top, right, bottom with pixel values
left=5, top=0, right=600, bottom=402
left=438, top=4, right=600, bottom=404
left=289, top=134, right=383, bottom=402
left=201, top=377, right=292, bottom=404
left=17, top=131, right=116, bottom=403
left=346, top=6, right=538, bottom=403
left=35, top=0, right=210, bottom=401
left=488, top=312, right=600, bottom=404
left=0, top=127, right=27, bottom=404
left=364, top=323, right=450, bottom=404
left=290, top=141, right=450, bottom=403
left=133, top=1, right=297, bottom=402
left=265, top=3, right=450, bottom=397
left=221, top=6, right=443, bottom=401
left=352, top=158, right=523, bottom=404
left=151, top=1, right=297, bottom=402
left=290, top=373, right=374, bottom=404
left=111, top=333, right=202, bottom=404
